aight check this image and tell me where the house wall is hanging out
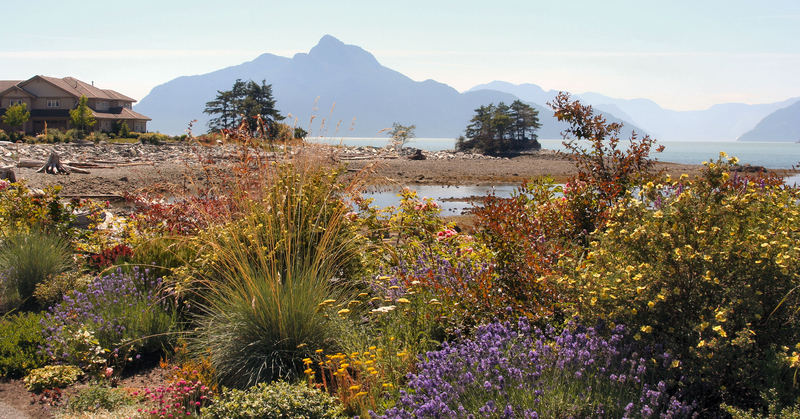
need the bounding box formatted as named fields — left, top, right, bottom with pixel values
left=1, top=90, right=32, bottom=109
left=22, top=79, right=76, bottom=110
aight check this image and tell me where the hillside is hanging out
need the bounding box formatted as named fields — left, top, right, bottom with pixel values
left=738, top=100, right=800, bottom=141
left=470, top=81, right=799, bottom=141
left=135, top=36, right=639, bottom=138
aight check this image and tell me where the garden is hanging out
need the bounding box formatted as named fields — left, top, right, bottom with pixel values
left=1, top=95, right=799, bottom=418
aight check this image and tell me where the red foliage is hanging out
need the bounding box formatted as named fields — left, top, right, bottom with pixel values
left=88, top=244, right=133, bottom=269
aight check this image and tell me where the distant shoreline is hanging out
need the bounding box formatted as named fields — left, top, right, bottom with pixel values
left=2, top=142, right=795, bottom=200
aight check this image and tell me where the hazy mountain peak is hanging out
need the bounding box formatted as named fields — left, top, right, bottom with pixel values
left=302, top=34, right=380, bottom=68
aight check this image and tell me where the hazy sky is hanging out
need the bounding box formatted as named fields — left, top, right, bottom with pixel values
left=1, top=0, right=798, bottom=110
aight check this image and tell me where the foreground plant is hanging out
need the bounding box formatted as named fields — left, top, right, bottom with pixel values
left=191, top=164, right=365, bottom=388
left=381, top=319, right=692, bottom=418
left=42, top=268, right=177, bottom=372
left=561, top=155, right=800, bottom=412
left=0, top=229, right=73, bottom=309
left=203, top=381, right=342, bottom=418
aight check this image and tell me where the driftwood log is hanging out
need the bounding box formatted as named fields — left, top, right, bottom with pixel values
left=0, top=166, right=15, bottom=182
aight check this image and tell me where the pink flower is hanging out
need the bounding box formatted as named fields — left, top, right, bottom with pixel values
left=104, top=367, right=114, bottom=378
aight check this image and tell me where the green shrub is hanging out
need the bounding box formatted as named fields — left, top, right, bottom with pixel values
left=23, top=365, right=82, bottom=392
left=0, top=129, right=10, bottom=142
left=191, top=165, right=364, bottom=387
left=139, top=132, right=170, bottom=145
left=33, top=270, right=92, bottom=307
left=64, top=383, right=136, bottom=413
left=558, top=155, right=800, bottom=412
left=0, top=312, right=48, bottom=377
left=0, top=183, right=74, bottom=236
left=86, top=132, right=109, bottom=143
left=202, top=381, right=343, bottom=419
left=0, top=229, right=73, bottom=308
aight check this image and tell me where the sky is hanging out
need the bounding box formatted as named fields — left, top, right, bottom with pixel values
left=1, top=0, right=799, bottom=111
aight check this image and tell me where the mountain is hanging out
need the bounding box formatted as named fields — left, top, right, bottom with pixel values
left=135, top=35, right=638, bottom=138
left=738, top=100, right=800, bottom=141
left=471, top=82, right=800, bottom=141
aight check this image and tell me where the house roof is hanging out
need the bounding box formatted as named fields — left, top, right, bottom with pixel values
left=92, top=108, right=151, bottom=121
left=0, top=80, right=22, bottom=92
left=35, top=76, right=137, bottom=102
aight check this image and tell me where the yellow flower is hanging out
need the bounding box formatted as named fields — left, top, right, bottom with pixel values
left=712, top=325, right=727, bottom=338
left=355, top=391, right=368, bottom=397
left=337, top=309, right=351, bottom=315
left=396, top=298, right=411, bottom=304
left=640, top=325, right=653, bottom=333
left=349, top=385, right=361, bottom=391
left=671, top=360, right=680, bottom=368
left=647, top=301, right=655, bottom=308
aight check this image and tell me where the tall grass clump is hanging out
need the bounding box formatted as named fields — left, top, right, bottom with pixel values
left=191, top=162, right=365, bottom=388
left=0, top=229, right=73, bottom=309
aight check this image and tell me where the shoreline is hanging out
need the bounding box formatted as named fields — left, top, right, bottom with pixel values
left=1, top=142, right=795, bottom=199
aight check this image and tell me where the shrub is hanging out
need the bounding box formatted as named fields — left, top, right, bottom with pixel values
left=138, top=132, right=170, bottom=145
left=42, top=268, right=177, bottom=371
left=0, top=183, right=74, bottom=235
left=64, top=383, right=136, bottom=413
left=23, top=365, right=82, bottom=392
left=0, top=229, right=73, bottom=308
left=558, top=155, right=800, bottom=412
left=86, top=132, right=109, bottom=143
left=136, top=378, right=213, bottom=417
left=190, top=164, right=364, bottom=388
left=33, top=271, right=93, bottom=307
left=202, top=381, right=343, bottom=419
left=0, top=129, right=10, bottom=142
left=380, top=319, right=693, bottom=418
left=0, top=312, right=48, bottom=377
left=472, top=178, right=581, bottom=320
left=87, top=243, right=133, bottom=269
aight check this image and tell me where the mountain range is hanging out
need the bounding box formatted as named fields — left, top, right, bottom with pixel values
left=135, top=35, right=799, bottom=142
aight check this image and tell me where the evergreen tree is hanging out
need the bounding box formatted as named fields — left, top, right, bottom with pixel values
left=69, top=96, right=96, bottom=136
left=204, top=79, right=284, bottom=136
left=457, top=101, right=541, bottom=155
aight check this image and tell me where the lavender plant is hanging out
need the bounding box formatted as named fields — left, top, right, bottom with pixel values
left=41, top=268, right=177, bottom=372
left=380, top=319, right=693, bottom=418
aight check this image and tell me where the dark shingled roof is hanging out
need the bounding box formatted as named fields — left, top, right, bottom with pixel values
left=36, top=76, right=136, bottom=102
left=92, top=108, right=151, bottom=121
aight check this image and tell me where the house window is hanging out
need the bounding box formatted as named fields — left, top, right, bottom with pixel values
left=47, top=99, right=60, bottom=108
left=10, top=99, right=24, bottom=106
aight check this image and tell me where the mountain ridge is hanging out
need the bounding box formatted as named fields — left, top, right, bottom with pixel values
left=134, top=35, right=642, bottom=138
left=470, top=81, right=800, bottom=141
left=738, top=100, right=800, bottom=141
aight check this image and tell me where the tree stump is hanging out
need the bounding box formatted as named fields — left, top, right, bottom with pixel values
left=407, top=148, right=426, bottom=160
left=37, top=152, right=70, bottom=175
left=0, top=167, right=15, bottom=182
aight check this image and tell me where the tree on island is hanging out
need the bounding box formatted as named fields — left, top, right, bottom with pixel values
left=1, top=103, right=30, bottom=141
left=386, top=122, right=416, bottom=151
left=70, top=95, right=96, bottom=136
left=204, top=79, right=284, bottom=138
left=456, top=100, right=541, bottom=155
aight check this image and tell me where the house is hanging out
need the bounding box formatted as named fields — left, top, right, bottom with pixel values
left=0, top=75, right=150, bottom=135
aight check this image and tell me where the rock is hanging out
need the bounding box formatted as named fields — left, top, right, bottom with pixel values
left=0, top=167, right=15, bottom=182
left=407, top=149, right=426, bottom=160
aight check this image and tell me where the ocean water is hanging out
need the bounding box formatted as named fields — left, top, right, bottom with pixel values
left=309, top=137, right=800, bottom=169
left=338, top=137, right=800, bottom=213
